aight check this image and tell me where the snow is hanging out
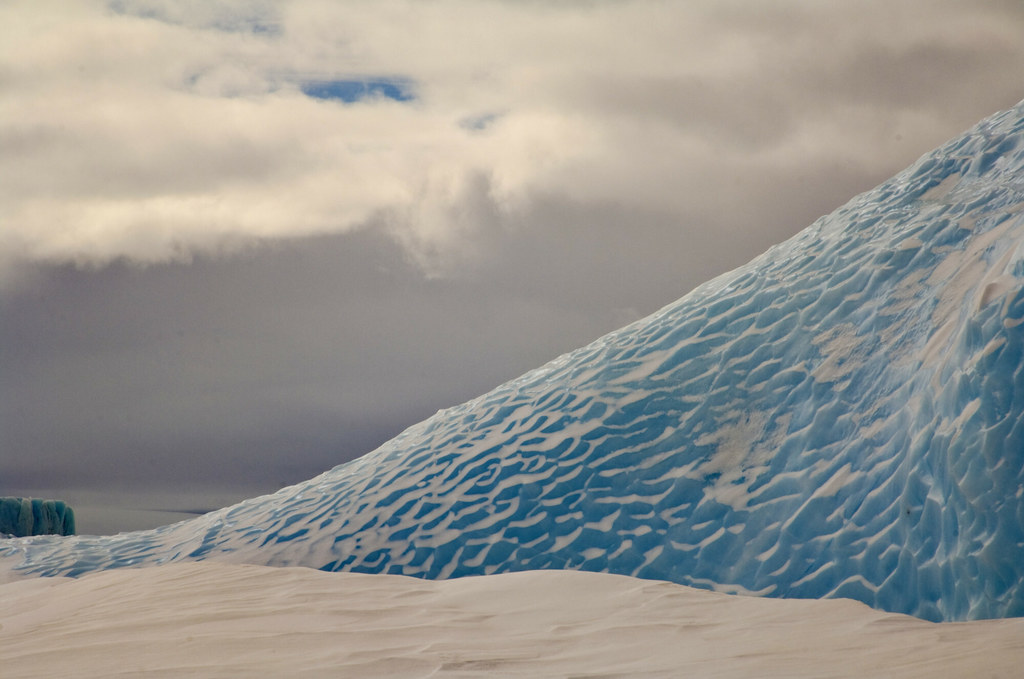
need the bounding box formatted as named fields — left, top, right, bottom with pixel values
left=2, top=562, right=1022, bottom=679
left=4, top=101, right=1024, bottom=623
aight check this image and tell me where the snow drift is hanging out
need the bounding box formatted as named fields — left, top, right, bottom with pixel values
left=4, top=100, right=1024, bottom=622
left=3, top=563, right=1022, bottom=679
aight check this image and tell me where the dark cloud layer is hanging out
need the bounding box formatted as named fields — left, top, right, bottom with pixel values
left=1, top=227, right=635, bottom=531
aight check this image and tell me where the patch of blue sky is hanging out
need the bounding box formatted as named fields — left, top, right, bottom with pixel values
left=300, top=79, right=416, bottom=104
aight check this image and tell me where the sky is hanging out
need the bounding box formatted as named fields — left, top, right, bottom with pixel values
left=2, top=0, right=1024, bottom=535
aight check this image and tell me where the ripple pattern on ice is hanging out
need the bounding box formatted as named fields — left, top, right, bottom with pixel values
left=3, top=102, right=1024, bottom=621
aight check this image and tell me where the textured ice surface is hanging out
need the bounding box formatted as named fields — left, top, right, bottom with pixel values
left=4, top=101, right=1024, bottom=621
left=0, top=498, right=75, bottom=537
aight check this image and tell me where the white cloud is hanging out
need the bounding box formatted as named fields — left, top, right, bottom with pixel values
left=2, top=0, right=1023, bottom=276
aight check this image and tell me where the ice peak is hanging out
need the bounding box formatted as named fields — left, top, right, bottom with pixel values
left=4, top=99, right=1024, bottom=622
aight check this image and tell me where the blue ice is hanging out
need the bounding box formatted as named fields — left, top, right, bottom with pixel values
left=0, top=498, right=75, bottom=537
left=3, top=100, right=1024, bottom=622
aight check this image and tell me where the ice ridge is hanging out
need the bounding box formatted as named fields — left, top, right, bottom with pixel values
left=3, top=100, right=1024, bottom=621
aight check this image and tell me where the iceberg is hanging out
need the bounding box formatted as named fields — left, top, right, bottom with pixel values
left=3, top=100, right=1024, bottom=622
left=0, top=498, right=75, bottom=537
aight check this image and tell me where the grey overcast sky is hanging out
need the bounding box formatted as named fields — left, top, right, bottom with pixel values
left=3, top=0, right=1024, bottom=534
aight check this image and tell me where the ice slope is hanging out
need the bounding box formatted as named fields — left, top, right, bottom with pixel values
left=3, top=101, right=1024, bottom=622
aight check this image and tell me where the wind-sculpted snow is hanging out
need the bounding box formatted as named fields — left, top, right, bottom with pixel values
left=4, top=102, right=1024, bottom=622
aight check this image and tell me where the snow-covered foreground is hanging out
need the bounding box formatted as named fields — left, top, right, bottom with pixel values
left=2, top=563, right=1021, bottom=678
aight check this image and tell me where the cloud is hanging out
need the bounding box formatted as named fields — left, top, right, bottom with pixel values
left=0, top=228, right=625, bottom=516
left=5, top=0, right=1024, bottom=533
left=2, top=0, right=1023, bottom=282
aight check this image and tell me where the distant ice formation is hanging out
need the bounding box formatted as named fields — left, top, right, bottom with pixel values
left=3, top=100, right=1024, bottom=621
left=0, top=498, right=75, bottom=537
